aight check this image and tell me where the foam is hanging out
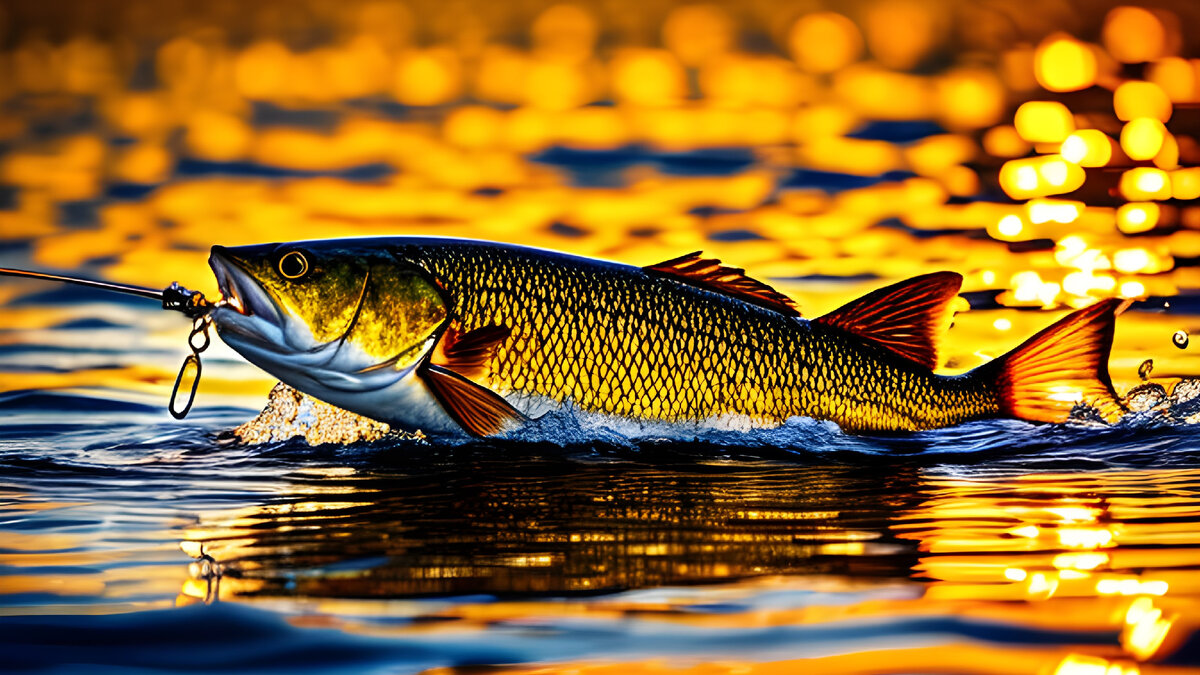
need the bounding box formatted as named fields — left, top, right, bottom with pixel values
left=230, top=378, right=1200, bottom=452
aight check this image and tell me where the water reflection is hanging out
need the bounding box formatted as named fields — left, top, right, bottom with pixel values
left=900, top=470, right=1200, bottom=599
left=180, top=453, right=924, bottom=600
left=897, top=469, right=1200, bottom=665
left=172, top=450, right=1200, bottom=671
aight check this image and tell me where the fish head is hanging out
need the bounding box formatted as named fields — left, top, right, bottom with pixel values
left=208, top=242, right=448, bottom=403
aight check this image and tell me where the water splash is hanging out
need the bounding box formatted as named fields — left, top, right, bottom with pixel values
left=224, top=379, right=1200, bottom=469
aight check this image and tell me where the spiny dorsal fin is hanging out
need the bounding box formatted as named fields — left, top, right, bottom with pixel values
left=991, top=298, right=1128, bottom=424
left=815, top=271, right=963, bottom=370
left=421, top=364, right=527, bottom=437
left=645, top=252, right=800, bottom=317
left=432, top=324, right=511, bottom=381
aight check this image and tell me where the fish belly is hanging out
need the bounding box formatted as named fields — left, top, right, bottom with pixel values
left=359, top=374, right=463, bottom=435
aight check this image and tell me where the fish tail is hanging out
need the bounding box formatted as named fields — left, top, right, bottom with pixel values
left=986, top=298, right=1130, bottom=423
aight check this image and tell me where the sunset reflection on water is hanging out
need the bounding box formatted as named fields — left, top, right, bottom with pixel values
left=4, top=0, right=1200, bottom=397
left=163, top=457, right=1200, bottom=674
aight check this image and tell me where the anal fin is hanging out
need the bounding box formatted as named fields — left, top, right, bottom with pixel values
left=421, top=364, right=526, bottom=437
left=815, top=271, right=963, bottom=370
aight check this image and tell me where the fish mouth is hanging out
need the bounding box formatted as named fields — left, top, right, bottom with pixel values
left=208, top=246, right=282, bottom=328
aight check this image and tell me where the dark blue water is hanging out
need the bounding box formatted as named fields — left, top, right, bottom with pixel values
left=3, top=381, right=1200, bottom=673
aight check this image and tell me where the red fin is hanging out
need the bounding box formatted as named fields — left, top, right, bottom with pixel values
left=815, top=272, right=963, bottom=370
left=991, top=299, right=1129, bottom=423
left=432, top=324, right=511, bottom=380
left=645, top=252, right=801, bottom=317
left=422, top=364, right=526, bottom=437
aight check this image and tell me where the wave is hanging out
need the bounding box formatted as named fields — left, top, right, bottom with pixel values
left=5, top=380, right=1200, bottom=472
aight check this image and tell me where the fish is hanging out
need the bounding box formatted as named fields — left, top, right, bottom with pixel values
left=207, top=237, right=1127, bottom=437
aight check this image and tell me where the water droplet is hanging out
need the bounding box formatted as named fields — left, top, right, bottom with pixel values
left=1138, top=359, right=1154, bottom=381
left=1173, top=330, right=1189, bottom=349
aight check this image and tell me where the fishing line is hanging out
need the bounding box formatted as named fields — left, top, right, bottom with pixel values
left=0, top=267, right=215, bottom=419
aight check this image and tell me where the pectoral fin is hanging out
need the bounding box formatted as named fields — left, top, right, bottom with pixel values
left=431, top=324, right=512, bottom=380
left=421, top=363, right=526, bottom=437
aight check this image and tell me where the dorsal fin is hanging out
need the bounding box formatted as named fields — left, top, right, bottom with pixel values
left=815, top=272, right=963, bottom=370
left=645, top=252, right=801, bottom=317
left=432, top=324, right=511, bottom=381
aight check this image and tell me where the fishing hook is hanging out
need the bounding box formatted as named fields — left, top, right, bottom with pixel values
left=169, top=316, right=213, bottom=419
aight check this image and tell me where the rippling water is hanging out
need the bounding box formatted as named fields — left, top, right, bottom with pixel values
left=4, top=377, right=1200, bottom=673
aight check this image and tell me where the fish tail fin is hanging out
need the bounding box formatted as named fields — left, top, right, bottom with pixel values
left=987, top=298, right=1129, bottom=423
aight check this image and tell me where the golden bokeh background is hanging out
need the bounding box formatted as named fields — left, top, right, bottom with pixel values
left=4, top=0, right=1200, bottom=402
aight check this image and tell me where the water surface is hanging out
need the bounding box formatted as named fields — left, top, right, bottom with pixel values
left=3, top=383, right=1200, bottom=674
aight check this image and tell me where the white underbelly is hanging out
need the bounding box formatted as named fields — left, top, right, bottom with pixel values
left=339, top=374, right=463, bottom=435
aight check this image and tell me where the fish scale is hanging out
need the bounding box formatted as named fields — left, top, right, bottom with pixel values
left=403, top=242, right=1000, bottom=431
left=204, top=237, right=1124, bottom=436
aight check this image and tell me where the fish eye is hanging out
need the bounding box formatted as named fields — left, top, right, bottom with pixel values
left=278, top=251, right=309, bottom=279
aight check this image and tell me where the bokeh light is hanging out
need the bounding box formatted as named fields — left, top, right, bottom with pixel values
left=1060, top=130, right=1114, bottom=167
left=1114, top=81, right=1173, bottom=121
left=1103, top=6, right=1174, bottom=63
left=1035, top=34, right=1097, bottom=92
left=1014, top=102, right=1074, bottom=144
left=788, top=12, right=863, bottom=74
left=1121, top=118, right=1168, bottom=161
left=0, top=0, right=1199, bottom=398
